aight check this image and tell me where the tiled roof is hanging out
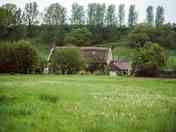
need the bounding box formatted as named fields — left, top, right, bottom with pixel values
left=80, top=47, right=111, bottom=64
left=48, top=46, right=112, bottom=64
left=111, top=60, right=129, bottom=71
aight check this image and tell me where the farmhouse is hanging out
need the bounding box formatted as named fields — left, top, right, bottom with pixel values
left=48, top=46, right=113, bottom=72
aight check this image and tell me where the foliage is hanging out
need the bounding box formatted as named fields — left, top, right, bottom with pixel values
left=128, top=24, right=176, bottom=48
left=64, top=28, right=92, bottom=46
left=2, top=3, right=17, bottom=13
left=128, top=5, right=138, bottom=27
left=15, top=8, right=22, bottom=25
left=40, top=25, right=67, bottom=46
left=71, top=3, right=85, bottom=25
left=132, top=43, right=167, bottom=77
left=87, top=3, right=106, bottom=26
left=105, top=4, right=116, bottom=26
left=155, top=6, right=165, bottom=27
left=0, top=42, right=16, bottom=73
left=43, top=3, right=66, bottom=25
left=128, top=24, right=150, bottom=47
left=118, top=4, right=125, bottom=27
left=146, top=6, right=154, bottom=26
left=0, top=7, right=15, bottom=25
left=22, top=2, right=39, bottom=25
left=14, top=40, right=39, bottom=73
left=50, top=48, right=85, bottom=74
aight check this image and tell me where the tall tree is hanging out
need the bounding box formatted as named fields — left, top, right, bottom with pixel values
left=105, top=4, right=116, bottom=26
left=118, top=4, right=125, bottom=27
left=146, top=6, right=154, bottom=25
left=87, top=3, right=97, bottom=25
left=2, top=3, right=17, bottom=25
left=71, top=3, right=85, bottom=25
left=155, top=6, right=164, bottom=27
left=128, top=5, right=138, bottom=27
left=2, top=3, right=17, bottom=15
left=96, top=3, right=106, bottom=25
left=15, top=8, right=22, bottom=25
left=43, top=3, right=66, bottom=25
left=87, top=3, right=106, bottom=25
left=22, top=2, right=39, bottom=26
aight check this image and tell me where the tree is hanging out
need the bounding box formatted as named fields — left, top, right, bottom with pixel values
left=0, top=5, right=16, bottom=25
left=0, top=7, right=16, bottom=39
left=87, top=3, right=97, bottom=25
left=0, top=42, right=16, bottom=73
left=105, top=4, right=116, bottom=26
left=15, top=8, right=22, bottom=25
left=2, top=3, right=17, bottom=16
left=132, top=43, right=167, bottom=77
left=96, top=3, right=106, bottom=25
left=87, top=3, right=106, bottom=25
left=14, top=40, right=39, bottom=73
left=118, top=4, right=125, bottom=27
left=146, top=6, right=154, bottom=26
left=43, top=3, right=66, bottom=25
left=64, top=28, right=92, bottom=46
left=71, top=3, right=85, bottom=25
left=22, top=2, right=39, bottom=26
left=50, top=48, right=85, bottom=74
left=128, top=5, right=138, bottom=27
left=128, top=24, right=151, bottom=47
left=155, top=6, right=164, bottom=27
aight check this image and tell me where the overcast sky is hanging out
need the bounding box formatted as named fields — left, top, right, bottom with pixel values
left=1, top=0, right=176, bottom=23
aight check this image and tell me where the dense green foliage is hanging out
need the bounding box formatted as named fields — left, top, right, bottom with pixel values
left=64, top=28, right=92, bottom=46
left=50, top=48, right=85, bottom=74
left=128, top=24, right=176, bottom=48
left=43, top=3, right=66, bottom=25
left=132, top=43, right=167, bottom=77
left=0, top=42, right=16, bottom=73
left=146, top=6, right=154, bottom=26
left=13, top=40, right=39, bottom=73
left=0, top=75, right=176, bottom=132
left=128, top=5, right=138, bottom=27
left=71, top=3, right=85, bottom=25
left=0, top=41, right=39, bottom=73
left=1, top=2, right=174, bottom=48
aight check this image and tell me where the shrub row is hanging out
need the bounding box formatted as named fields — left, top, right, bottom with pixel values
left=0, top=40, right=39, bottom=73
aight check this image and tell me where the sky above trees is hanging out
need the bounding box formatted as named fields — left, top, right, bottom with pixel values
left=1, top=0, right=175, bottom=23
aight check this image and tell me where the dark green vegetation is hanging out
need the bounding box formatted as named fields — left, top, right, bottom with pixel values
left=132, top=43, right=167, bottom=77
left=0, top=75, right=176, bottom=132
left=1, top=2, right=176, bottom=73
left=50, top=48, right=85, bottom=74
left=0, top=41, right=39, bottom=73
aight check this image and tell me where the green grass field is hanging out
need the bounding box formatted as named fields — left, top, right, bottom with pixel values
left=0, top=75, right=176, bottom=132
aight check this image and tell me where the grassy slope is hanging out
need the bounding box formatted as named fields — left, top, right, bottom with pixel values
left=0, top=75, right=176, bottom=132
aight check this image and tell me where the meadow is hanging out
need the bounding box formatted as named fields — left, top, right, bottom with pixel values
left=0, top=75, right=176, bottom=132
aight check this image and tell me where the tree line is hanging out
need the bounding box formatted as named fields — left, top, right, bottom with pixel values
left=0, top=2, right=165, bottom=27
left=0, top=2, right=176, bottom=50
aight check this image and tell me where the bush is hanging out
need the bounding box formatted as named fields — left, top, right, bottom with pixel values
left=50, top=47, right=85, bottom=74
left=14, top=40, right=39, bottom=73
left=0, top=42, right=16, bottom=73
left=132, top=43, right=167, bottom=77
left=64, top=28, right=92, bottom=46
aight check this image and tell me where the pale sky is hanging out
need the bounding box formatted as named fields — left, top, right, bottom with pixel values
left=1, top=0, right=176, bottom=23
